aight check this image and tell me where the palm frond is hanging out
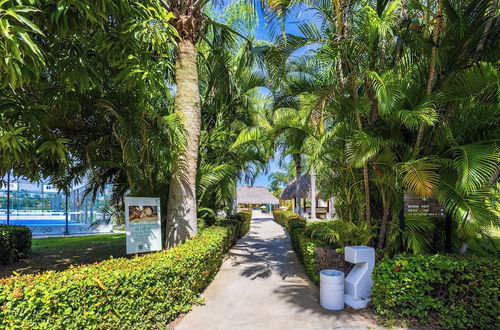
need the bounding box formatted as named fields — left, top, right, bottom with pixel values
left=399, top=158, right=440, bottom=198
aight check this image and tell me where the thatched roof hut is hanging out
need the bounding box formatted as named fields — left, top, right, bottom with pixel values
left=237, top=186, right=279, bottom=204
left=280, top=174, right=320, bottom=200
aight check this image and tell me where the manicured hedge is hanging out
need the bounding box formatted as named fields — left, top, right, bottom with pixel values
left=291, top=230, right=324, bottom=284
left=273, top=210, right=322, bottom=283
left=372, top=253, right=500, bottom=329
left=0, top=225, right=32, bottom=265
left=224, top=210, right=252, bottom=239
left=0, top=224, right=239, bottom=329
left=234, top=210, right=252, bottom=237
left=273, top=209, right=305, bottom=232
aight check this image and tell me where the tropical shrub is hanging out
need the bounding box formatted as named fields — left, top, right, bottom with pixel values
left=0, top=225, right=31, bottom=265
left=385, top=212, right=437, bottom=256
left=372, top=254, right=500, bottom=329
left=273, top=210, right=327, bottom=284
left=0, top=225, right=238, bottom=329
left=292, top=230, right=323, bottom=284
left=235, top=210, right=252, bottom=237
left=272, top=209, right=306, bottom=232
left=288, top=217, right=307, bottom=234
left=223, top=210, right=252, bottom=239
left=303, top=220, right=374, bottom=248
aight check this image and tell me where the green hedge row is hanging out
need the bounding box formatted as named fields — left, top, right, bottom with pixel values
left=220, top=210, right=252, bottom=239
left=372, top=254, right=499, bottom=329
left=0, top=225, right=32, bottom=265
left=0, top=224, right=241, bottom=329
left=273, top=210, right=322, bottom=283
left=234, top=210, right=252, bottom=237
left=273, top=209, right=305, bottom=232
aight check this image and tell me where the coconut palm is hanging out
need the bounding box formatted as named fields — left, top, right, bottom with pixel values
left=160, top=0, right=270, bottom=245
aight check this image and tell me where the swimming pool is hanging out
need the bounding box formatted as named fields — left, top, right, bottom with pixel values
left=0, top=219, right=81, bottom=226
left=0, top=218, right=113, bottom=235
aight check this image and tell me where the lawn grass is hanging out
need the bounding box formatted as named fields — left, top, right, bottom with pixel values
left=0, top=233, right=126, bottom=278
left=32, top=233, right=125, bottom=249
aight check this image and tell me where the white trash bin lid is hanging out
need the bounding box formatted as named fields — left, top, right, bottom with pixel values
left=320, top=269, right=344, bottom=283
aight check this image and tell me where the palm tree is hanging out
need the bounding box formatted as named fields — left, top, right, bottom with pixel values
left=161, top=0, right=266, bottom=246
left=261, top=0, right=499, bottom=254
left=156, top=0, right=204, bottom=246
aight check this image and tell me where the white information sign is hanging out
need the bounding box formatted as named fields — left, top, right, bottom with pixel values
left=124, top=197, right=162, bottom=254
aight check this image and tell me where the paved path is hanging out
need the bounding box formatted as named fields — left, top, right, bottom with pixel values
left=175, top=212, right=382, bottom=330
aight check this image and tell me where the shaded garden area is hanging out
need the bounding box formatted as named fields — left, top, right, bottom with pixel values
left=0, top=233, right=126, bottom=278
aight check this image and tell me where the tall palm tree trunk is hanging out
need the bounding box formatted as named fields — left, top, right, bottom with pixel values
left=352, top=76, right=371, bottom=224
left=310, top=166, right=316, bottom=219
left=363, top=163, right=371, bottom=225
left=377, top=192, right=391, bottom=249
left=294, top=153, right=302, bottom=215
left=166, top=39, right=201, bottom=248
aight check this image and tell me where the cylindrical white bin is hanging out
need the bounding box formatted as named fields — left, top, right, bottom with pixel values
left=320, top=269, right=345, bottom=310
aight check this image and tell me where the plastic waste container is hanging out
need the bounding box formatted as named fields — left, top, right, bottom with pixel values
left=320, top=269, right=344, bottom=310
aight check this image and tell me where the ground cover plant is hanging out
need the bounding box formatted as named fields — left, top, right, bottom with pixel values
left=372, top=254, right=500, bottom=329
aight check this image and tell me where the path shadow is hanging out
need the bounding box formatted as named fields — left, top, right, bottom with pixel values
left=228, top=217, right=308, bottom=281
left=271, top=282, right=373, bottom=323
left=229, top=217, right=375, bottom=325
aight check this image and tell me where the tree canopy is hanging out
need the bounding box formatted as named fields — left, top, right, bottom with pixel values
left=0, top=0, right=498, bottom=253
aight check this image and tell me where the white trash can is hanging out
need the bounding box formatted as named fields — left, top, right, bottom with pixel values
left=320, top=269, right=345, bottom=310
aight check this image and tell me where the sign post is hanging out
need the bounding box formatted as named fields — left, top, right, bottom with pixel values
left=124, top=197, right=162, bottom=254
left=6, top=171, right=10, bottom=225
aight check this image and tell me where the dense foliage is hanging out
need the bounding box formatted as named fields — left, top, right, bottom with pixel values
left=0, top=0, right=498, bottom=326
left=372, top=254, right=499, bottom=329
left=0, top=0, right=268, bottom=243
left=273, top=210, right=306, bottom=232
left=304, top=221, right=374, bottom=248
left=0, top=225, right=31, bottom=265
left=276, top=209, right=499, bottom=329
left=248, top=0, right=500, bottom=256
left=233, top=210, right=252, bottom=238
left=0, top=223, right=243, bottom=328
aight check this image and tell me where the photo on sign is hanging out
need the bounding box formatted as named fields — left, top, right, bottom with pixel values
left=128, top=205, right=159, bottom=223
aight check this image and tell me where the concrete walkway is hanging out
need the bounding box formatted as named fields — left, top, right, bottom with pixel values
left=174, top=212, right=381, bottom=330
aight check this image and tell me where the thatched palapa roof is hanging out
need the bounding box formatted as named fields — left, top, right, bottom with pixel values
left=280, top=173, right=320, bottom=200
left=237, top=186, right=279, bottom=204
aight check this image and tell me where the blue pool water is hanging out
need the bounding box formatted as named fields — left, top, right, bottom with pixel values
left=0, top=219, right=82, bottom=226
left=0, top=218, right=112, bottom=235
